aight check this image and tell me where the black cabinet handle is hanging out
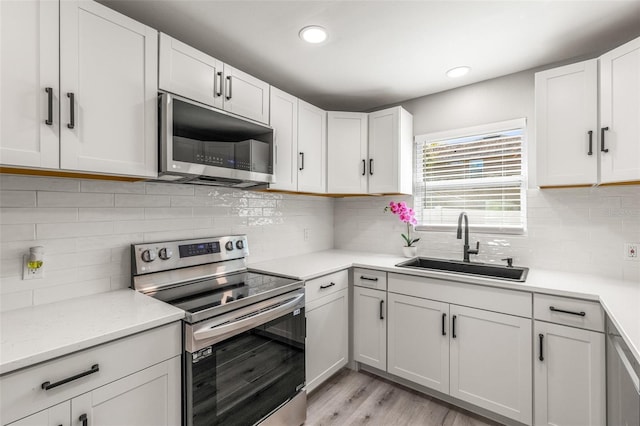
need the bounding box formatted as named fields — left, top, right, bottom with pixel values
left=215, top=72, right=223, bottom=97
left=225, top=76, right=232, bottom=100
left=299, top=152, right=304, bottom=171
left=45, top=87, right=53, bottom=125
left=67, top=92, right=75, bottom=129
left=538, top=333, right=544, bottom=361
left=319, top=282, right=335, bottom=289
left=369, top=158, right=373, bottom=175
left=362, top=159, right=366, bottom=176
left=79, top=413, right=88, bottom=426
left=360, top=276, right=378, bottom=282
left=549, top=306, right=586, bottom=317
left=41, top=364, right=99, bottom=390
left=442, top=313, right=446, bottom=336
left=587, top=130, right=593, bottom=156
left=452, top=315, right=457, bottom=338
left=601, top=127, right=609, bottom=153
left=379, top=300, right=384, bottom=320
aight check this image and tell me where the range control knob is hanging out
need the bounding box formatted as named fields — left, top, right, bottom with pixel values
left=158, top=248, right=173, bottom=260
left=225, top=241, right=234, bottom=251
left=141, top=249, right=157, bottom=263
left=236, top=240, right=244, bottom=250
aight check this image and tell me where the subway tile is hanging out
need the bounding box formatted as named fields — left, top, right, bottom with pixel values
left=79, top=207, right=144, bottom=222
left=114, top=217, right=212, bottom=234
left=115, top=193, right=171, bottom=207
left=0, top=175, right=79, bottom=192
left=76, top=234, right=143, bottom=252
left=144, top=207, right=193, bottom=220
left=0, top=208, right=78, bottom=224
left=81, top=180, right=145, bottom=194
left=38, top=191, right=114, bottom=207
left=33, top=278, right=111, bottom=306
left=0, top=238, right=77, bottom=260
left=0, top=290, right=33, bottom=312
left=145, top=182, right=195, bottom=196
left=1, top=224, right=35, bottom=241
left=0, top=190, right=36, bottom=207
left=248, top=198, right=277, bottom=208
left=37, top=222, right=114, bottom=239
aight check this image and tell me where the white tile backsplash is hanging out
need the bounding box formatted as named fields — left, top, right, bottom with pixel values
left=0, top=175, right=334, bottom=311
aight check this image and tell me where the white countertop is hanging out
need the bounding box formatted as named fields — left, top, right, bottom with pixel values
left=0, top=289, right=184, bottom=375
left=250, top=249, right=640, bottom=365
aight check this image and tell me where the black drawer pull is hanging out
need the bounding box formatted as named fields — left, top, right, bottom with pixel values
left=441, top=313, right=446, bottom=336
left=79, top=413, right=88, bottom=426
left=45, top=87, right=53, bottom=125
left=549, top=306, right=586, bottom=317
left=452, top=315, right=457, bottom=339
left=379, top=300, right=384, bottom=320
left=320, top=282, right=336, bottom=289
left=539, top=333, right=544, bottom=361
left=41, top=364, right=99, bottom=390
left=360, top=276, right=378, bottom=282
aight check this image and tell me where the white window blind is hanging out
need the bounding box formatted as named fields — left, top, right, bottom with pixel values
left=415, top=119, right=526, bottom=234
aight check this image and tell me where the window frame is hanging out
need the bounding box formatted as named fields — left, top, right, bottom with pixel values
left=413, top=118, right=528, bottom=235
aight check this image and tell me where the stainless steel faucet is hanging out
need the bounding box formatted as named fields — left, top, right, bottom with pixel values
left=457, top=212, right=479, bottom=262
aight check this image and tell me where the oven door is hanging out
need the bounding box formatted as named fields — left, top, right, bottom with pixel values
left=184, top=289, right=306, bottom=426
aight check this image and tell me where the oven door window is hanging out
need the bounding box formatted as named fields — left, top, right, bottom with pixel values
left=187, top=308, right=305, bottom=426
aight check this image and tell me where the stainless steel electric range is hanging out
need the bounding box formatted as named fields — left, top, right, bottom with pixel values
left=131, top=235, right=306, bottom=426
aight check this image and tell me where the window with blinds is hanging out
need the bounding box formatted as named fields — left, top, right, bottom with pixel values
left=414, top=119, right=526, bottom=234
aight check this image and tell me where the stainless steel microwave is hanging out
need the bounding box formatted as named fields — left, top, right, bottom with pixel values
left=157, top=93, right=274, bottom=189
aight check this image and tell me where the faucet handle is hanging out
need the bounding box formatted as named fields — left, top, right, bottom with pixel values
left=501, top=257, right=514, bottom=267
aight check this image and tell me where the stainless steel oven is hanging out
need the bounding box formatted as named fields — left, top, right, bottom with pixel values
left=131, top=236, right=306, bottom=426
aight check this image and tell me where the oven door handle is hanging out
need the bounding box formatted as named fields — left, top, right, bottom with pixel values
left=192, top=292, right=305, bottom=344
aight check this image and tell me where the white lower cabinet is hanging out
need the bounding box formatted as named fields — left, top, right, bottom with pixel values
left=1, top=323, right=181, bottom=426
left=305, top=270, right=349, bottom=393
left=353, top=286, right=387, bottom=371
left=533, top=295, right=605, bottom=426
left=449, top=305, right=532, bottom=425
left=387, top=293, right=449, bottom=393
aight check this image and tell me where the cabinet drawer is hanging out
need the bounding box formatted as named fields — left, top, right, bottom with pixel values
left=353, top=268, right=387, bottom=290
left=534, top=294, right=604, bottom=332
left=0, top=322, right=181, bottom=425
left=306, top=270, right=348, bottom=304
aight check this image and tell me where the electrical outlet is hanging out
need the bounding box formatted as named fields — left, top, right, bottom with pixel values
left=22, top=254, right=45, bottom=280
left=624, top=243, right=639, bottom=261
left=303, top=228, right=310, bottom=241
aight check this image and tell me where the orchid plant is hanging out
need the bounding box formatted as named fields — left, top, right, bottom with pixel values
left=384, top=201, right=420, bottom=247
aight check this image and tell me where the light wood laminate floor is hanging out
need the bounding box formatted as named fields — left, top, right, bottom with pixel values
left=306, top=369, right=502, bottom=426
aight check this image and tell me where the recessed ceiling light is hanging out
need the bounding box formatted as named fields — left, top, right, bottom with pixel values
left=446, top=66, right=471, bottom=78
left=299, top=26, right=327, bottom=44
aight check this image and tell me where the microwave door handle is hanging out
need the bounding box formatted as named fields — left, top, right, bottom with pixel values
left=193, top=292, right=304, bottom=342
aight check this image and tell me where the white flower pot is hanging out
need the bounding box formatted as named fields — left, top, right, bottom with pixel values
left=402, top=246, right=417, bottom=258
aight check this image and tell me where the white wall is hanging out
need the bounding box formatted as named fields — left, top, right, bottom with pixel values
left=335, top=70, right=640, bottom=282
left=0, top=175, right=334, bottom=311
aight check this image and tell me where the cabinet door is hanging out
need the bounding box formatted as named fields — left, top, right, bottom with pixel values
left=306, top=288, right=349, bottom=393
left=327, top=111, right=368, bottom=194
left=71, top=355, right=181, bottom=426
left=534, top=322, right=605, bottom=426
left=449, top=305, right=532, bottom=425
left=368, top=106, right=413, bottom=194
left=60, top=0, right=157, bottom=177
left=158, top=33, right=224, bottom=110
left=223, top=65, right=270, bottom=124
left=535, top=59, right=598, bottom=186
left=353, top=286, right=386, bottom=370
left=0, top=0, right=59, bottom=169
left=7, top=402, right=69, bottom=426
left=600, top=36, right=640, bottom=184
left=269, top=87, right=298, bottom=191
left=387, top=293, right=449, bottom=393
left=297, top=100, right=327, bottom=193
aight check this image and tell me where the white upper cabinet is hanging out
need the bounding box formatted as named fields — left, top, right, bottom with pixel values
left=535, top=59, right=598, bottom=186
left=535, top=36, right=640, bottom=187
left=327, top=111, right=368, bottom=193
left=60, top=0, right=157, bottom=177
left=0, top=0, right=59, bottom=169
left=159, top=33, right=224, bottom=109
left=599, top=36, right=640, bottom=184
left=368, top=106, right=413, bottom=194
left=297, top=99, right=327, bottom=193
left=269, top=87, right=298, bottom=191
left=0, top=0, right=157, bottom=178
left=159, top=33, right=270, bottom=124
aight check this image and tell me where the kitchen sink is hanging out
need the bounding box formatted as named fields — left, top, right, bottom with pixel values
left=395, top=257, right=528, bottom=282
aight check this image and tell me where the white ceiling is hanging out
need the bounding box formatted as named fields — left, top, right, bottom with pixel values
left=99, top=0, right=640, bottom=111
